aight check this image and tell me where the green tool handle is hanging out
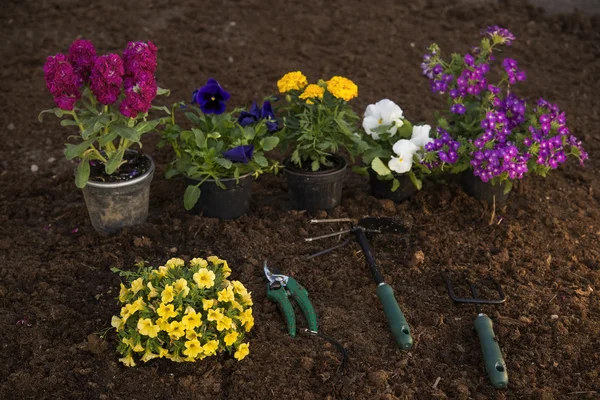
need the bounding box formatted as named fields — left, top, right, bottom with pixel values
left=287, top=277, right=318, bottom=332
left=376, top=283, right=413, bottom=349
left=266, top=283, right=297, bottom=337
left=474, top=314, right=508, bottom=389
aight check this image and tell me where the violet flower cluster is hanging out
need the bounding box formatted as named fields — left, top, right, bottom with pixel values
left=44, top=53, right=81, bottom=110
left=421, top=26, right=588, bottom=185
left=120, top=41, right=158, bottom=118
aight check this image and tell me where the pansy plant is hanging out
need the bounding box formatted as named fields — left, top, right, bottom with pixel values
left=39, top=39, right=170, bottom=187
left=159, top=78, right=281, bottom=210
left=358, top=99, right=433, bottom=190
left=422, top=26, right=588, bottom=193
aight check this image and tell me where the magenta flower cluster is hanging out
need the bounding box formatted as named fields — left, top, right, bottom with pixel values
left=43, top=39, right=158, bottom=117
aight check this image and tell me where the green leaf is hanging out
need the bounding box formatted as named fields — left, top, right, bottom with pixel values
left=450, top=163, right=470, bottom=174
left=391, top=178, right=400, bottom=192
left=60, top=119, right=79, bottom=127
left=135, top=119, right=161, bottom=135
left=371, top=157, right=391, bottom=176
left=185, top=112, right=201, bottom=125
left=396, top=120, right=413, bottom=138
left=151, top=105, right=171, bottom=115
left=260, top=136, right=279, bottom=151
left=164, top=168, right=179, bottom=179
left=243, top=126, right=256, bottom=140
left=215, top=158, right=233, bottom=169
left=192, top=128, right=205, bottom=148
left=184, top=185, right=201, bottom=210
left=408, top=171, right=422, bottom=190
left=105, top=147, right=125, bottom=175
left=156, top=87, right=170, bottom=96
left=503, top=180, right=513, bottom=195
left=207, top=132, right=221, bottom=140
left=112, top=125, right=141, bottom=143
left=64, top=139, right=95, bottom=160
left=311, top=159, right=320, bottom=171
left=352, top=165, right=369, bottom=176
left=38, top=108, right=64, bottom=122
left=98, top=131, right=118, bottom=146
left=75, top=157, right=90, bottom=188
left=254, top=153, right=268, bottom=167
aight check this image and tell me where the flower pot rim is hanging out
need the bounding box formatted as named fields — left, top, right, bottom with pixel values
left=184, top=170, right=255, bottom=184
left=366, top=166, right=407, bottom=180
left=85, top=154, right=155, bottom=189
left=284, top=154, right=347, bottom=177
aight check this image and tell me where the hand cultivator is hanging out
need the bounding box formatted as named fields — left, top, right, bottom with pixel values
left=305, top=217, right=414, bottom=350
left=442, top=272, right=509, bottom=389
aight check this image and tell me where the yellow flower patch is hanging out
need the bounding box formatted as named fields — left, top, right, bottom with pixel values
left=277, top=71, right=308, bottom=93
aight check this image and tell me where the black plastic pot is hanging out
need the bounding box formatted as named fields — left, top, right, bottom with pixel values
left=284, top=155, right=346, bottom=213
left=460, top=171, right=510, bottom=205
left=184, top=172, right=254, bottom=219
left=368, top=168, right=417, bottom=203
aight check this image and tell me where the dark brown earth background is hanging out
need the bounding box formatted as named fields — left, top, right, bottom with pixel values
left=1, top=0, right=599, bottom=399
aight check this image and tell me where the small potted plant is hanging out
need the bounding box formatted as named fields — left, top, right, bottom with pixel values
left=39, top=39, right=170, bottom=234
left=159, top=78, right=280, bottom=219
left=358, top=98, right=433, bottom=202
left=111, top=256, right=254, bottom=366
left=421, top=26, right=588, bottom=204
left=276, top=72, right=367, bottom=212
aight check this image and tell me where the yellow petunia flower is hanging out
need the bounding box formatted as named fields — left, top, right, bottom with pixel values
left=190, top=257, right=208, bottom=268
left=182, top=309, right=202, bottom=330
left=120, top=304, right=134, bottom=322
left=240, top=292, right=253, bottom=306
left=185, top=329, right=199, bottom=341
left=137, top=318, right=160, bottom=338
left=193, top=268, right=215, bottom=289
left=326, top=76, right=358, bottom=101
left=223, top=331, right=239, bottom=346
left=221, top=261, right=231, bottom=278
left=202, top=298, right=216, bottom=311
left=111, top=315, right=125, bottom=331
left=166, top=257, right=185, bottom=269
left=161, top=284, right=175, bottom=303
left=131, top=297, right=146, bottom=313
left=299, top=83, right=325, bottom=104
left=277, top=71, right=308, bottom=93
left=230, top=301, right=244, bottom=313
left=147, top=282, right=158, bottom=300
left=166, top=352, right=186, bottom=363
left=206, top=255, right=223, bottom=265
left=168, top=321, right=186, bottom=340
left=216, top=316, right=233, bottom=332
left=155, top=317, right=170, bottom=331
left=217, top=286, right=235, bottom=304
left=157, top=347, right=169, bottom=358
left=234, top=343, right=250, bottom=361
left=133, top=342, right=144, bottom=353
left=244, top=316, right=254, bottom=332
left=130, top=278, right=144, bottom=295
left=119, top=283, right=129, bottom=302
left=141, top=348, right=160, bottom=363
left=202, top=340, right=219, bottom=356
left=157, top=303, right=178, bottom=320
left=174, top=278, right=190, bottom=297
left=237, top=308, right=254, bottom=332
left=183, top=339, right=203, bottom=358
left=231, top=281, right=248, bottom=296
left=122, top=337, right=135, bottom=348
left=207, top=309, right=224, bottom=322
left=156, top=265, right=170, bottom=277
left=119, top=353, right=136, bottom=367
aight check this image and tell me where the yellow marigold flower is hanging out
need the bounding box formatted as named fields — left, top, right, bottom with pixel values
left=217, top=286, right=235, bottom=303
left=277, top=71, right=308, bottom=93
left=157, top=347, right=169, bottom=358
left=133, top=342, right=144, bottom=353
left=207, top=309, right=224, bottom=322
left=122, top=337, right=135, bottom=348
left=231, top=281, right=248, bottom=296
left=174, top=278, right=190, bottom=297
left=119, top=283, right=129, bottom=302
left=326, top=76, right=358, bottom=101
left=299, top=84, right=325, bottom=104
left=111, top=315, right=125, bottom=331
left=190, top=257, right=208, bottom=268
left=183, top=339, right=203, bottom=358
left=203, top=340, right=219, bottom=356
left=203, top=298, right=216, bottom=311
left=147, top=282, right=158, bottom=300
left=137, top=318, right=160, bottom=338
left=130, top=278, right=144, bottom=295
left=168, top=321, right=186, bottom=340
left=141, top=348, right=160, bottom=363
left=161, top=284, right=175, bottom=303
left=182, top=309, right=202, bottom=330
left=157, top=303, right=178, bottom=320
left=234, top=343, right=250, bottom=361
left=155, top=317, right=170, bottom=331
left=119, top=353, right=136, bottom=367
left=186, top=329, right=198, bottom=341
left=193, top=268, right=215, bottom=289
left=223, top=331, right=239, bottom=346
left=216, top=316, right=233, bottom=332
left=166, top=257, right=185, bottom=269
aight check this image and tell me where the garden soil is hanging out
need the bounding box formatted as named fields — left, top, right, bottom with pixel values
left=1, top=0, right=599, bottom=399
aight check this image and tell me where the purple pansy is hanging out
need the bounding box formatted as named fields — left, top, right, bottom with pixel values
left=192, top=78, right=231, bottom=115
left=223, top=144, right=254, bottom=164
left=238, top=100, right=278, bottom=132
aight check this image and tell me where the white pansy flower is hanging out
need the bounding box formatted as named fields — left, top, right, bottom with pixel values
left=388, top=139, right=418, bottom=174
left=362, top=99, right=404, bottom=139
left=410, top=124, right=433, bottom=149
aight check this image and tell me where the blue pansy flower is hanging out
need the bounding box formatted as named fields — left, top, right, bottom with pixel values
left=223, top=145, right=254, bottom=164
left=237, top=101, right=278, bottom=132
left=192, top=78, right=231, bottom=115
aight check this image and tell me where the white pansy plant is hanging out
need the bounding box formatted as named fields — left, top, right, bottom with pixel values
left=357, top=99, right=433, bottom=191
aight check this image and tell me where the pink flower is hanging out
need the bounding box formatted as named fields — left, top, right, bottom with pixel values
left=119, top=41, right=158, bottom=118
left=90, top=54, right=124, bottom=105
left=43, top=54, right=81, bottom=110
left=123, top=41, right=157, bottom=76
left=68, top=39, right=97, bottom=84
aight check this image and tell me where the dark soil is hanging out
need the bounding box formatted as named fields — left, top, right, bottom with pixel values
left=89, top=152, right=152, bottom=183
left=1, top=0, right=599, bottom=399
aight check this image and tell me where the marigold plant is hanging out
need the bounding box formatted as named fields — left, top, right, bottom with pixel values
left=111, top=256, right=253, bottom=367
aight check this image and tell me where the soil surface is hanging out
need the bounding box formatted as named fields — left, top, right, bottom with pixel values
left=89, top=152, right=152, bottom=183
left=1, top=0, right=600, bottom=399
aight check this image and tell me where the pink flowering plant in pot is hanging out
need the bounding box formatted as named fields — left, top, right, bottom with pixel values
left=39, top=39, right=170, bottom=234
left=39, top=39, right=170, bottom=188
left=421, top=26, right=588, bottom=201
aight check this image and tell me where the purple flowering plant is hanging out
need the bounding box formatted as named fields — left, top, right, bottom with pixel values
left=421, top=26, right=588, bottom=193
left=159, top=79, right=281, bottom=210
left=39, top=39, right=170, bottom=188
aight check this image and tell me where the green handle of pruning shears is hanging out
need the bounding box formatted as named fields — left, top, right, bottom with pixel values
left=267, top=283, right=297, bottom=336
left=286, top=277, right=318, bottom=333
left=376, top=283, right=413, bottom=350
left=474, top=314, right=509, bottom=389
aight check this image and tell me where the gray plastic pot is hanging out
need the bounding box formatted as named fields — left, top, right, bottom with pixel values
left=460, top=171, right=509, bottom=205
left=81, top=155, right=155, bottom=234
